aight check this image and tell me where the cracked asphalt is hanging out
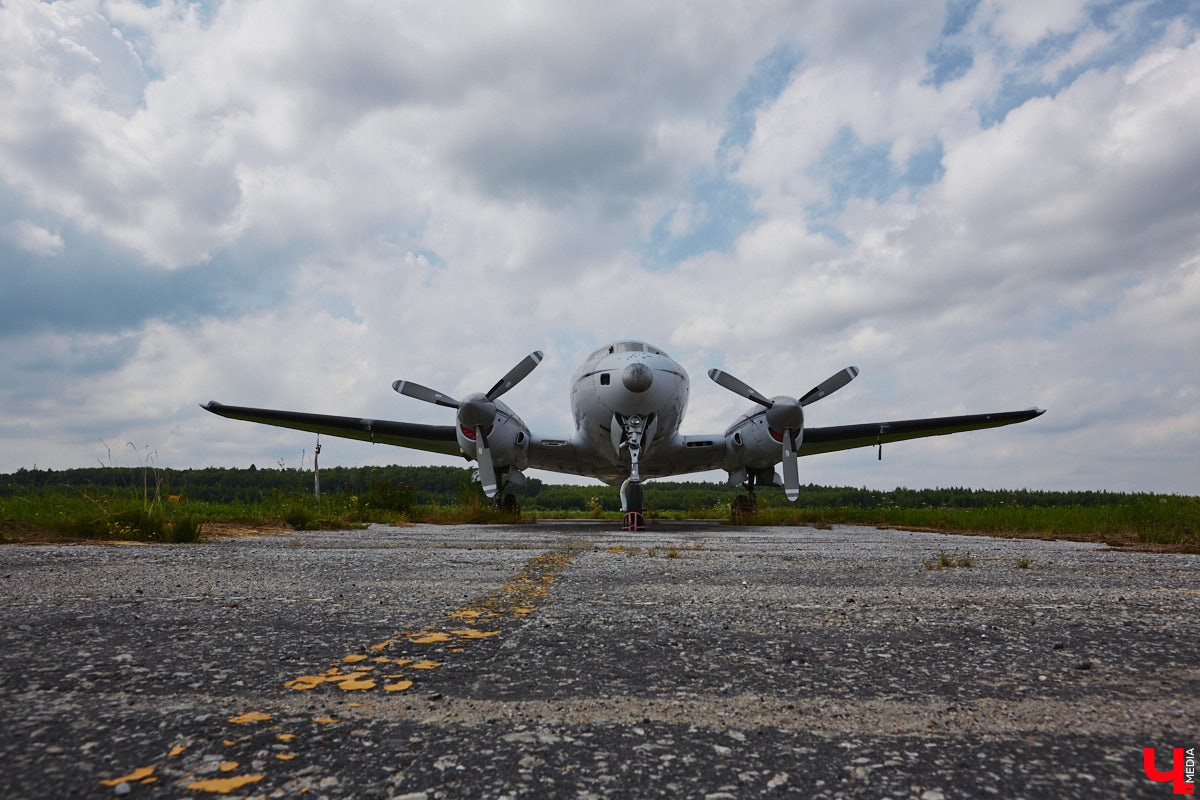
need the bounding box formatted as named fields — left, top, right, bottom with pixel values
left=1, top=521, right=1197, bottom=799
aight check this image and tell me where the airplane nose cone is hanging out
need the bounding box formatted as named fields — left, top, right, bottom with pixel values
left=622, top=362, right=653, bottom=393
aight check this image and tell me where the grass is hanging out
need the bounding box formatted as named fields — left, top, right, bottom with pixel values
left=0, top=482, right=533, bottom=544
left=924, top=550, right=974, bottom=570
left=2, top=480, right=1196, bottom=553
left=741, top=497, right=1199, bottom=551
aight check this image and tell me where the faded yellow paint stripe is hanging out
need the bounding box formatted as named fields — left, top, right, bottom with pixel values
left=285, top=543, right=584, bottom=696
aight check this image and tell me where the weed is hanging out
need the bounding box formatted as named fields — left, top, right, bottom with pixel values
left=166, top=514, right=203, bottom=543
left=924, top=550, right=973, bottom=570
left=665, top=548, right=680, bottom=559
left=1015, top=556, right=1033, bottom=569
left=586, top=497, right=605, bottom=518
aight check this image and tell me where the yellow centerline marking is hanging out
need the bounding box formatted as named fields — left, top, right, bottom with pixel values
left=284, top=543, right=583, bottom=696
left=100, top=541, right=586, bottom=792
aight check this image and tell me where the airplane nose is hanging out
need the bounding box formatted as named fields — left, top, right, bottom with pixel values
left=622, top=362, right=653, bottom=393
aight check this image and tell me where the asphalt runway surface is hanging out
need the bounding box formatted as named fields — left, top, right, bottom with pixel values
left=1, top=521, right=1197, bottom=799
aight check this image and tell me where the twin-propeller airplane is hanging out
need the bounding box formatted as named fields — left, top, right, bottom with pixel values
left=204, top=340, right=1043, bottom=526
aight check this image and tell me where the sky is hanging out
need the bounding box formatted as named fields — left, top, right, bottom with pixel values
left=1, top=0, right=1197, bottom=494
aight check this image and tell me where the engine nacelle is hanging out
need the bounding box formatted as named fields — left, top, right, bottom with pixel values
left=455, top=403, right=531, bottom=471
left=722, top=411, right=793, bottom=472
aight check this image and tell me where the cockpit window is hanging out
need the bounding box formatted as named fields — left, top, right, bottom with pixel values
left=594, top=341, right=668, bottom=358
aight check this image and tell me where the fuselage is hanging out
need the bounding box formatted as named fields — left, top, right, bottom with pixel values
left=564, top=340, right=692, bottom=481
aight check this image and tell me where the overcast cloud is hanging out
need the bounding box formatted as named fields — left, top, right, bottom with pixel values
left=0, top=0, right=1197, bottom=493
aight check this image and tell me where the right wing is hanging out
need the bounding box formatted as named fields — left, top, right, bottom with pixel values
left=202, top=402, right=461, bottom=457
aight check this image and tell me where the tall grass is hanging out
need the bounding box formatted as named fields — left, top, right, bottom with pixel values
left=747, top=496, right=1198, bottom=547
left=2, top=474, right=1194, bottom=551
left=0, top=480, right=527, bottom=543
left=0, top=488, right=204, bottom=543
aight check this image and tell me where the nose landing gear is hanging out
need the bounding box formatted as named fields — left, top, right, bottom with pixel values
left=617, top=416, right=648, bottom=531
left=620, top=480, right=645, bottom=531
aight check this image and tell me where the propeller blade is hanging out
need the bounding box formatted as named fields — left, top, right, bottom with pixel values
left=708, top=369, right=773, bottom=408
left=475, top=427, right=497, bottom=497
left=781, top=429, right=801, bottom=502
left=392, top=380, right=459, bottom=408
left=799, top=366, right=859, bottom=407
left=486, top=351, right=544, bottom=401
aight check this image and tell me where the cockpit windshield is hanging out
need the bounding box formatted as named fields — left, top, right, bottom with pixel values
left=613, top=341, right=666, bottom=355
left=590, top=341, right=668, bottom=359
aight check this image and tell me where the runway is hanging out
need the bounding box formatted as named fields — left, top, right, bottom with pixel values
left=1, top=522, right=1197, bottom=798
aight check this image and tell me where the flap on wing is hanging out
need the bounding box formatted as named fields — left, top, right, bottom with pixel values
left=799, top=408, right=1045, bottom=457
left=202, top=402, right=461, bottom=458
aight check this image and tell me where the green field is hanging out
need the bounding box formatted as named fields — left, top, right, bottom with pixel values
left=1, top=465, right=1195, bottom=551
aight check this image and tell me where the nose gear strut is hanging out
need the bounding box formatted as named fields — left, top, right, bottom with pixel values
left=619, top=415, right=648, bottom=531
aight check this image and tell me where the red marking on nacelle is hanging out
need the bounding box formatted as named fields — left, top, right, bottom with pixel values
left=460, top=425, right=494, bottom=440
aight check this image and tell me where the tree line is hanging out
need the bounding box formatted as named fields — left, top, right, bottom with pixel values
left=0, top=464, right=1184, bottom=511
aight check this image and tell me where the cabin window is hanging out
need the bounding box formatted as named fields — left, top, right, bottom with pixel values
left=599, top=373, right=610, bottom=385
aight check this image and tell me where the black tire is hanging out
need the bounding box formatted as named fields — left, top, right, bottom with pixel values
left=731, top=494, right=754, bottom=523
left=625, top=483, right=643, bottom=516
left=500, top=494, right=518, bottom=515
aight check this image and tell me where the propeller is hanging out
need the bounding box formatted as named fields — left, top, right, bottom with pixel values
left=393, top=351, right=543, bottom=497
left=708, top=365, right=859, bottom=501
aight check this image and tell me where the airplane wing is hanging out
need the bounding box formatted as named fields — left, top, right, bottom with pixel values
left=798, top=408, right=1045, bottom=456
left=201, top=402, right=461, bottom=458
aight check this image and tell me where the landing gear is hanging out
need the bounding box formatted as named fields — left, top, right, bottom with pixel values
left=614, top=414, right=650, bottom=531
left=732, top=472, right=758, bottom=524
left=621, top=480, right=645, bottom=531
left=731, top=493, right=757, bottom=524
left=499, top=493, right=518, bottom=515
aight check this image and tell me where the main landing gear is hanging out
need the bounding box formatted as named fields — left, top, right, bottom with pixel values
left=477, top=465, right=521, bottom=517
left=499, top=493, right=518, bottom=515
left=731, top=472, right=760, bottom=524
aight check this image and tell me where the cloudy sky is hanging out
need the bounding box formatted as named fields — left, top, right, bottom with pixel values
left=1, top=0, right=1197, bottom=493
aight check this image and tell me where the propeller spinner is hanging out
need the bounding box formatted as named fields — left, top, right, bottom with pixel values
left=708, top=365, right=859, bottom=501
left=393, top=351, right=543, bottom=497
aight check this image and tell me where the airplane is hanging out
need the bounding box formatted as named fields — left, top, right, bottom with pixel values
left=203, top=340, right=1044, bottom=527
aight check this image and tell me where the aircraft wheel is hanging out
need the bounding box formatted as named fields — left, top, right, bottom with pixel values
left=501, top=494, right=518, bottom=515
left=731, top=494, right=756, bottom=524
left=625, top=482, right=643, bottom=515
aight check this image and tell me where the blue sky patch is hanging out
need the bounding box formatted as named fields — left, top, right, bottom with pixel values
left=807, top=128, right=946, bottom=220
left=641, top=43, right=803, bottom=268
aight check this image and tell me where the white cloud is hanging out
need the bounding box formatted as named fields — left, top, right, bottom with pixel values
left=0, top=1, right=1196, bottom=494
left=5, top=219, right=64, bottom=256
left=977, top=0, right=1091, bottom=50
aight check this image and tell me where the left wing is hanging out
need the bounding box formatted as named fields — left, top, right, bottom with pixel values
left=799, top=408, right=1045, bottom=456
left=636, top=409, right=1044, bottom=482
left=201, top=402, right=461, bottom=457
